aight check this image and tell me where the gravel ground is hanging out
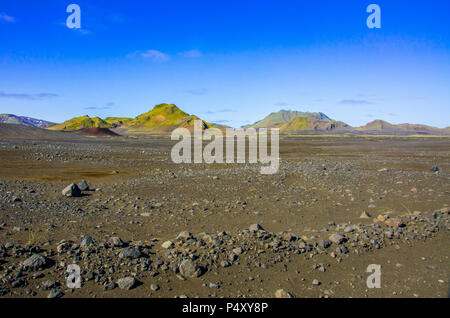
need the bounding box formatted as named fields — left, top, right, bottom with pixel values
left=0, top=134, right=448, bottom=298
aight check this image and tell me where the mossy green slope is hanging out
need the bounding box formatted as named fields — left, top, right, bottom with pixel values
left=248, top=110, right=331, bottom=128
left=279, top=116, right=349, bottom=131
left=104, top=117, right=134, bottom=126
left=47, top=104, right=212, bottom=133
left=124, top=103, right=212, bottom=132
left=47, top=115, right=113, bottom=131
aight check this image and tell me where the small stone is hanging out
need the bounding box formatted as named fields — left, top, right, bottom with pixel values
left=104, top=282, right=117, bottom=291
left=117, top=277, right=138, bottom=290
left=81, top=236, right=94, bottom=247
left=108, top=236, right=124, bottom=247
left=318, top=240, right=332, bottom=249
left=177, top=231, right=192, bottom=240
left=47, top=288, right=64, bottom=298
left=22, top=254, right=54, bottom=271
left=232, top=247, right=243, bottom=255
left=42, top=280, right=57, bottom=290
left=360, top=211, right=371, bottom=219
left=150, top=284, right=160, bottom=291
left=275, top=289, right=294, bottom=298
left=329, top=233, right=346, bottom=245
left=78, top=180, right=89, bottom=191
left=56, top=242, right=71, bottom=253
left=220, top=260, right=230, bottom=267
left=161, top=240, right=174, bottom=249
left=249, top=224, right=264, bottom=232
left=179, top=259, right=203, bottom=278
left=62, top=183, right=82, bottom=197
left=119, top=247, right=142, bottom=259
left=384, top=218, right=405, bottom=228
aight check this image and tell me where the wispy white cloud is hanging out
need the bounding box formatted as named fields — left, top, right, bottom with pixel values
left=0, top=91, right=59, bottom=100
left=0, top=13, right=15, bottom=23
left=84, top=102, right=114, bottom=110
left=339, top=99, right=373, bottom=105
left=75, top=28, right=91, bottom=35
left=127, top=49, right=170, bottom=62
left=127, top=49, right=203, bottom=62
left=204, top=109, right=236, bottom=114
left=58, top=21, right=91, bottom=35
left=179, top=49, right=202, bottom=58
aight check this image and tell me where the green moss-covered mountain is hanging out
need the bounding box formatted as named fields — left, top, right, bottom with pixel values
left=126, top=103, right=211, bottom=131
left=47, top=104, right=212, bottom=133
left=104, top=117, right=134, bottom=126
left=278, top=116, right=349, bottom=131
left=47, top=115, right=113, bottom=130
left=246, top=109, right=331, bottom=128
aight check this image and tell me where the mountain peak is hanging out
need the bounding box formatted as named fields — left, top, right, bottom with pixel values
left=47, top=115, right=112, bottom=131
left=0, top=113, right=54, bottom=128
left=47, top=103, right=211, bottom=133
left=247, top=109, right=332, bottom=128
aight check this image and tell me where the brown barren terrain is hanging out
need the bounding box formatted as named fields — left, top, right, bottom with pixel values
left=0, top=125, right=448, bottom=298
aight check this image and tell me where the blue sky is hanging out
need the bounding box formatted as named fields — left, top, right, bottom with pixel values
left=0, top=0, right=449, bottom=128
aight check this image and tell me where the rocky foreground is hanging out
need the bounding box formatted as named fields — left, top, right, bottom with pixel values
left=0, top=136, right=448, bottom=297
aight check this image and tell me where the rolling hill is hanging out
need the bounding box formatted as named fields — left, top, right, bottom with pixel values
left=47, top=115, right=114, bottom=131
left=46, top=104, right=212, bottom=134
left=246, top=109, right=332, bottom=128
left=277, top=116, right=350, bottom=131
left=123, top=103, right=211, bottom=132
left=358, top=120, right=447, bottom=134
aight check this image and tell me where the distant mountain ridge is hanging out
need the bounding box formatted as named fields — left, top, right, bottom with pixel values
left=246, top=109, right=332, bottom=128
left=2, top=107, right=449, bottom=135
left=277, top=116, right=349, bottom=131
left=0, top=113, right=54, bottom=128
left=46, top=104, right=212, bottom=134
left=358, top=120, right=448, bottom=134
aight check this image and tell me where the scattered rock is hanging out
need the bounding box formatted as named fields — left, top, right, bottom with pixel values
left=329, top=233, right=346, bottom=245
left=62, top=183, right=82, bottom=197
left=47, top=288, right=64, bottom=298
left=81, top=236, right=94, bottom=247
left=249, top=224, right=264, bottom=232
left=119, top=247, right=142, bottom=259
left=78, top=180, right=89, bottom=191
left=117, top=277, right=138, bottom=290
left=161, top=240, right=174, bottom=249
left=275, top=289, right=294, bottom=298
left=22, top=254, right=54, bottom=271
left=108, top=236, right=125, bottom=247
left=179, top=259, right=203, bottom=278
left=385, top=218, right=405, bottom=228
left=360, top=211, right=371, bottom=219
